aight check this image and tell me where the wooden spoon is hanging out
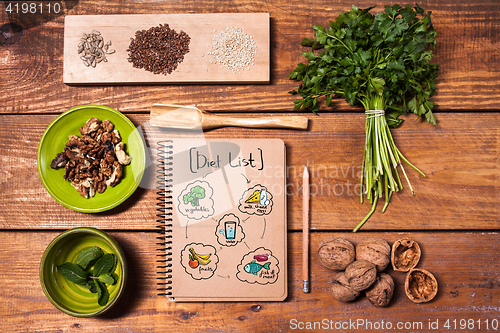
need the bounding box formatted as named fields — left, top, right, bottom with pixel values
left=150, top=104, right=308, bottom=130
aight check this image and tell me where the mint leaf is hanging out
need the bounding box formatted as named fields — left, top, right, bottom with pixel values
left=110, top=253, right=118, bottom=273
left=95, top=280, right=109, bottom=306
left=83, top=280, right=98, bottom=293
left=57, top=262, right=88, bottom=285
left=97, top=273, right=116, bottom=285
left=92, top=253, right=117, bottom=276
left=75, top=246, right=104, bottom=270
left=110, top=272, right=119, bottom=285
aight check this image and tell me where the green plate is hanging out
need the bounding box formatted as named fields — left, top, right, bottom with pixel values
left=37, top=105, right=145, bottom=213
left=39, top=227, right=127, bottom=317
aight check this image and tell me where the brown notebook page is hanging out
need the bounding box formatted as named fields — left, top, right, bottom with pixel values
left=161, top=139, right=287, bottom=301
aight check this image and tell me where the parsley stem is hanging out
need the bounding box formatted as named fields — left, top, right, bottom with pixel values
left=323, top=32, right=355, bottom=57
left=396, top=147, right=426, bottom=177
left=358, top=92, right=425, bottom=230
left=353, top=193, right=378, bottom=232
left=399, top=162, right=415, bottom=196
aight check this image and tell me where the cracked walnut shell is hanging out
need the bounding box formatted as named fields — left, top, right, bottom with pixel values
left=344, top=260, right=377, bottom=291
left=331, top=271, right=360, bottom=302
left=356, top=238, right=391, bottom=272
left=318, top=237, right=355, bottom=271
left=391, top=238, right=421, bottom=272
left=365, top=273, right=395, bottom=307
left=405, top=268, right=438, bottom=303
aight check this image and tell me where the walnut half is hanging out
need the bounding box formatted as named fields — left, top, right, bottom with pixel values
left=405, top=268, right=438, bottom=303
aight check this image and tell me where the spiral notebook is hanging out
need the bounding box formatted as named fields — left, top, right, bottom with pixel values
left=156, top=138, right=287, bottom=301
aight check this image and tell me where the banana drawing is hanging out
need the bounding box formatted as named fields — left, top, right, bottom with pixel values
left=189, top=247, right=211, bottom=266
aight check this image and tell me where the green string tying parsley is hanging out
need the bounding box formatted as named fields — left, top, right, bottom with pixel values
left=288, top=4, right=439, bottom=231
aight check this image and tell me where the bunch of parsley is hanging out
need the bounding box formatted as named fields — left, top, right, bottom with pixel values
left=288, top=4, right=439, bottom=231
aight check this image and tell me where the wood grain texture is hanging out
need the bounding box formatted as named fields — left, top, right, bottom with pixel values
left=63, top=14, right=270, bottom=84
left=1, top=231, right=498, bottom=332
left=1, top=0, right=500, bottom=113
left=0, top=112, right=497, bottom=231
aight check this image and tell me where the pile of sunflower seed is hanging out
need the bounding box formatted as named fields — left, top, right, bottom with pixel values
left=78, top=30, right=115, bottom=68
left=208, top=27, right=257, bottom=72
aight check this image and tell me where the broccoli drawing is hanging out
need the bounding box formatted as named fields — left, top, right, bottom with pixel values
left=183, top=185, right=206, bottom=207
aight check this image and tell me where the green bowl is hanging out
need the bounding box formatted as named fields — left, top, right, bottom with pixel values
left=37, top=105, right=146, bottom=213
left=40, top=227, right=127, bottom=317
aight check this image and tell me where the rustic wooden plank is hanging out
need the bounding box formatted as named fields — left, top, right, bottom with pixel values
left=63, top=14, right=270, bottom=84
left=0, top=113, right=498, bottom=230
left=1, top=0, right=500, bottom=113
left=1, top=231, right=498, bottom=332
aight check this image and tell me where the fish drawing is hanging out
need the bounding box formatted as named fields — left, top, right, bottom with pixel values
left=244, top=260, right=271, bottom=275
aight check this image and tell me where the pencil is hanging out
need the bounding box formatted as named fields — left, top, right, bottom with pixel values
left=302, top=165, right=310, bottom=293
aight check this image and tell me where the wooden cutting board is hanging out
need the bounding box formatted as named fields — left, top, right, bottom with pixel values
left=63, top=13, right=269, bottom=84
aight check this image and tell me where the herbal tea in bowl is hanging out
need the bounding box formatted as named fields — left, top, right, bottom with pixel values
left=40, top=227, right=127, bottom=317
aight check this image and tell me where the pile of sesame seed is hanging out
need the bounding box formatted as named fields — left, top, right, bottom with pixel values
left=208, top=27, right=257, bottom=72
left=127, top=24, right=190, bottom=75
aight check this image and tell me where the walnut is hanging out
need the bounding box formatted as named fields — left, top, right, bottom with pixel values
left=71, top=178, right=95, bottom=198
left=100, top=159, right=113, bottom=177
left=86, top=143, right=101, bottom=158
left=101, top=119, right=114, bottom=132
left=356, top=238, right=391, bottom=272
left=50, top=152, right=68, bottom=169
left=79, top=117, right=101, bottom=135
left=94, top=127, right=104, bottom=139
left=391, top=238, right=421, bottom=272
left=64, top=147, right=86, bottom=164
left=66, top=136, right=84, bottom=149
left=95, top=180, right=107, bottom=194
left=106, top=162, right=123, bottom=187
left=344, top=260, right=377, bottom=291
left=318, top=237, right=355, bottom=271
left=100, top=132, right=112, bottom=143
left=51, top=118, right=129, bottom=198
left=103, top=140, right=114, bottom=153
left=331, top=271, right=360, bottom=302
left=115, top=142, right=131, bottom=165
left=104, top=150, right=116, bottom=164
left=365, top=273, right=395, bottom=307
left=64, top=160, right=76, bottom=180
left=405, top=268, right=438, bottom=303
left=111, top=130, right=121, bottom=144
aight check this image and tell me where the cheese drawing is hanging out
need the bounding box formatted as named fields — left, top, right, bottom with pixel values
left=245, top=190, right=261, bottom=203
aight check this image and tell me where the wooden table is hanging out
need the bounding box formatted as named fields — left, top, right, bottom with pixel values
left=1, top=1, right=499, bottom=332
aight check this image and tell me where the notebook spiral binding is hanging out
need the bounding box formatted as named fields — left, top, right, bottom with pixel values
left=156, top=140, right=174, bottom=298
